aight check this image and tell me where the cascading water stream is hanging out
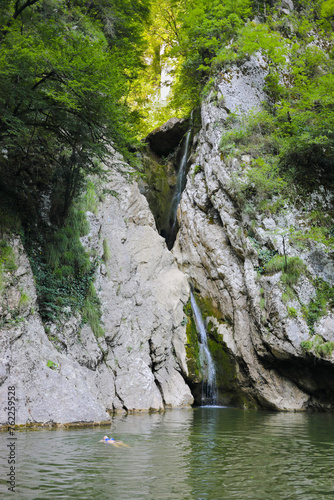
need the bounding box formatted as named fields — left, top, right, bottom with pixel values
left=169, top=128, right=191, bottom=230
left=190, top=290, right=217, bottom=405
left=166, top=115, right=193, bottom=249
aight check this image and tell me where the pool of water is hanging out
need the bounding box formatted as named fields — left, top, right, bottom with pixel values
left=1, top=407, right=334, bottom=499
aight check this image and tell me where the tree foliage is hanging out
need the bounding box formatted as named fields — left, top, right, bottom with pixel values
left=0, top=0, right=149, bottom=224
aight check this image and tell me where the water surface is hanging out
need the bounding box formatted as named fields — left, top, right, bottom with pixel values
left=1, top=407, right=334, bottom=499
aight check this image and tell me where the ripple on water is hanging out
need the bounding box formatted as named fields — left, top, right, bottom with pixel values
left=2, top=408, right=334, bottom=499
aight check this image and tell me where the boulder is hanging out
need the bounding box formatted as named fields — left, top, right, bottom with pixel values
left=146, top=117, right=189, bottom=157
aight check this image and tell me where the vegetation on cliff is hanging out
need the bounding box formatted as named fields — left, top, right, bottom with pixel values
left=2, top=0, right=333, bottom=223
left=0, top=0, right=150, bottom=331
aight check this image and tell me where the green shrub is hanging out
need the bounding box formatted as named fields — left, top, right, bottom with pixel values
left=81, top=181, right=99, bottom=213
left=63, top=251, right=76, bottom=266
left=265, top=255, right=306, bottom=286
left=19, top=291, right=30, bottom=309
left=290, top=226, right=334, bottom=251
left=102, top=239, right=111, bottom=263
left=304, top=279, right=334, bottom=334
left=45, top=243, right=59, bottom=268
left=246, top=158, right=287, bottom=200
left=47, top=360, right=58, bottom=370
left=282, top=286, right=295, bottom=304
left=68, top=210, right=90, bottom=237
left=24, top=204, right=103, bottom=337
left=53, top=231, right=68, bottom=251
left=0, top=240, right=17, bottom=273
left=58, top=265, right=74, bottom=278
left=0, top=206, right=21, bottom=237
left=301, top=339, right=313, bottom=351
left=82, top=295, right=104, bottom=337
left=301, top=335, right=334, bottom=357
left=287, top=306, right=297, bottom=318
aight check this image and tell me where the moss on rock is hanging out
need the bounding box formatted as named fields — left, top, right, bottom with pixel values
left=141, top=151, right=177, bottom=238
left=184, top=300, right=202, bottom=383
left=188, top=290, right=259, bottom=408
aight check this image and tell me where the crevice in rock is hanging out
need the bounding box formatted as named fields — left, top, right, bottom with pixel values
left=153, top=374, right=166, bottom=406
left=113, top=378, right=127, bottom=413
left=148, top=338, right=166, bottom=405
left=262, top=352, right=334, bottom=407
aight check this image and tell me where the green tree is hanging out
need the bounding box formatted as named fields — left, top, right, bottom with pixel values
left=0, top=0, right=149, bottom=224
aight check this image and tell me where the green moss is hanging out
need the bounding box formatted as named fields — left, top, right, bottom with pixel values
left=198, top=294, right=226, bottom=323
left=192, top=165, right=202, bottom=180
left=183, top=300, right=202, bottom=382
left=142, top=153, right=175, bottom=236
left=207, top=326, right=258, bottom=409
left=208, top=335, right=237, bottom=388
left=102, top=238, right=111, bottom=263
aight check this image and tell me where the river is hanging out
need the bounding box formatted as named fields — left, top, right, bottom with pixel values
left=1, top=407, right=334, bottom=499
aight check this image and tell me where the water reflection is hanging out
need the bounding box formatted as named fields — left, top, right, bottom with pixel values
left=1, top=408, right=334, bottom=499
left=188, top=408, right=334, bottom=499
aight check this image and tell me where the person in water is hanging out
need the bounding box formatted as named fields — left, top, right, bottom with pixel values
left=100, top=435, right=129, bottom=447
left=102, top=436, right=114, bottom=443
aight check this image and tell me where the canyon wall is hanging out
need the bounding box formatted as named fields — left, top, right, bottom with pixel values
left=173, top=55, right=334, bottom=410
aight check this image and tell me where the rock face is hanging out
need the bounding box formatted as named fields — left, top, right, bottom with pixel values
left=173, top=56, right=334, bottom=411
left=0, top=152, right=193, bottom=426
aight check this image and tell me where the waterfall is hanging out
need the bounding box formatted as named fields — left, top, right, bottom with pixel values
left=166, top=116, right=192, bottom=249
left=169, top=128, right=191, bottom=230
left=190, top=290, right=217, bottom=405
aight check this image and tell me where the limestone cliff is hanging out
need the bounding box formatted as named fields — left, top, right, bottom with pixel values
left=0, top=149, right=193, bottom=427
left=173, top=55, right=334, bottom=411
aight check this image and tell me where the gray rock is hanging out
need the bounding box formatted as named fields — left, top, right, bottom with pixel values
left=217, top=53, right=268, bottom=118
left=281, top=0, right=294, bottom=11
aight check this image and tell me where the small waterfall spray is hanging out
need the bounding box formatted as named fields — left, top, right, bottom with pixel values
left=190, top=290, right=217, bottom=405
